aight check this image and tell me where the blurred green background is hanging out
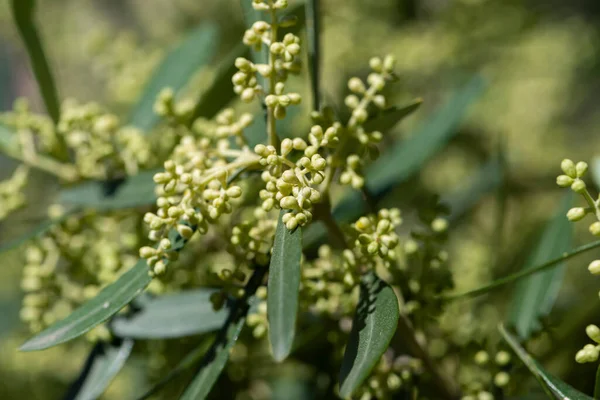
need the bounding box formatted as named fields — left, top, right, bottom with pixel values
left=2, top=0, right=600, bottom=398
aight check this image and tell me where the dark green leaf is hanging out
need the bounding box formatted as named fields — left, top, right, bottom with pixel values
left=65, top=339, right=134, bottom=400
left=192, top=43, right=250, bottom=120
left=20, top=260, right=151, bottom=351
left=595, top=364, right=600, bottom=399
left=59, top=169, right=160, bottom=210
left=508, top=193, right=573, bottom=339
left=111, top=289, right=228, bottom=339
left=363, top=98, right=423, bottom=133
left=305, top=0, right=321, bottom=111
left=500, top=324, right=593, bottom=400
left=591, top=156, right=600, bottom=190
left=339, top=272, right=399, bottom=398
left=366, top=76, right=485, bottom=192
left=268, top=210, right=302, bottom=362
left=129, top=24, right=219, bottom=132
left=179, top=309, right=247, bottom=400
left=136, top=336, right=214, bottom=400
left=10, top=0, right=60, bottom=123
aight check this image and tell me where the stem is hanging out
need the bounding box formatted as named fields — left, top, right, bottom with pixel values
left=267, top=6, right=279, bottom=149
left=582, top=188, right=600, bottom=221
left=442, top=239, right=600, bottom=301
left=313, top=200, right=347, bottom=249
left=393, top=314, right=460, bottom=399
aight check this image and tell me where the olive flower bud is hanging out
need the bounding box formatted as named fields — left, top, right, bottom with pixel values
left=561, top=159, right=577, bottom=178
left=567, top=207, right=586, bottom=221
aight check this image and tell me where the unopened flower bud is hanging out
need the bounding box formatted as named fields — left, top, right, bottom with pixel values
left=576, top=161, right=588, bottom=178
left=567, top=207, right=586, bottom=221
left=556, top=175, right=574, bottom=187
left=588, top=260, right=600, bottom=275
left=590, top=222, right=600, bottom=236
left=561, top=159, right=577, bottom=178
left=571, top=179, right=586, bottom=193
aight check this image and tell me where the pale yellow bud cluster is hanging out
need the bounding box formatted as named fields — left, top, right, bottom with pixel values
left=246, top=287, right=268, bottom=338
left=460, top=350, right=512, bottom=400
left=251, top=0, right=288, bottom=12
left=354, top=353, right=421, bottom=400
left=0, top=165, right=29, bottom=220
left=301, top=246, right=359, bottom=317
left=256, top=126, right=338, bottom=230
left=230, top=208, right=277, bottom=266
left=352, top=208, right=402, bottom=267
left=575, top=324, right=600, bottom=363
left=556, top=159, right=600, bottom=277
left=337, top=56, right=397, bottom=189
left=20, top=213, right=143, bottom=340
left=153, top=88, right=195, bottom=123
left=59, top=99, right=152, bottom=178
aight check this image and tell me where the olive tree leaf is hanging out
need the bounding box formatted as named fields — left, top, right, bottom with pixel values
left=306, top=0, right=321, bottom=111
left=129, top=24, right=219, bottom=132
left=366, top=76, right=485, bottom=192
left=179, top=267, right=267, bottom=400
left=10, top=0, right=60, bottom=123
left=268, top=210, right=302, bottom=362
left=500, top=324, right=593, bottom=400
left=20, top=225, right=193, bottom=351
left=20, top=260, right=151, bottom=351
left=363, top=98, right=423, bottom=133
left=595, top=365, right=600, bottom=400
left=64, top=339, right=134, bottom=400
left=508, top=193, right=573, bottom=339
left=111, top=289, right=228, bottom=339
left=339, top=272, right=399, bottom=398
left=58, top=169, right=160, bottom=210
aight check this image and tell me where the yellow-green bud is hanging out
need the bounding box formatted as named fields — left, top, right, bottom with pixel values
left=369, top=57, right=383, bottom=72
left=495, top=351, right=511, bottom=366
left=474, top=350, right=489, bottom=365
left=348, top=77, right=366, bottom=93
left=139, top=246, right=156, bottom=258
left=493, top=371, right=510, bottom=387
left=587, top=324, right=600, bottom=343
left=561, top=159, right=577, bottom=178
left=556, top=174, right=574, bottom=187
left=571, top=179, right=586, bottom=193
left=588, top=260, right=600, bottom=275
left=177, top=224, right=194, bottom=239
left=567, top=207, right=586, bottom=221
left=576, top=161, right=589, bottom=178
left=590, top=222, right=600, bottom=236
left=431, top=218, right=448, bottom=233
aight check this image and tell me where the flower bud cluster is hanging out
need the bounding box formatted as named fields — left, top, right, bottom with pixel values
left=575, top=324, right=600, bottom=363
left=300, top=246, right=359, bottom=317
left=351, top=208, right=402, bottom=268
left=257, top=125, right=339, bottom=230
left=337, top=56, right=397, bottom=189
left=153, top=88, right=196, bottom=124
left=459, top=350, right=512, bottom=400
left=556, top=159, right=600, bottom=278
left=246, top=286, right=268, bottom=338
left=236, top=0, right=301, bottom=113
left=230, top=208, right=277, bottom=266
left=140, top=111, right=259, bottom=274
left=0, top=165, right=28, bottom=220
left=354, top=352, right=421, bottom=400
left=59, top=99, right=152, bottom=178
left=20, top=212, right=143, bottom=341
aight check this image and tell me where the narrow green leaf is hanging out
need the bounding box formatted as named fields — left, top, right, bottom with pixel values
left=339, top=272, right=399, bottom=398
left=10, top=0, right=60, bottom=123
left=268, top=210, right=302, bottom=362
left=192, top=43, right=250, bottom=120
left=508, top=193, right=573, bottom=339
left=305, top=0, right=321, bottom=111
left=129, top=24, right=219, bottom=132
left=59, top=169, right=160, bottom=210
left=363, top=98, right=423, bottom=133
left=20, top=260, right=151, bottom=351
left=179, top=313, right=246, bottom=400
left=591, top=156, right=600, bottom=190
left=65, top=339, right=134, bottom=400
left=366, top=76, right=485, bottom=192
left=111, top=289, right=228, bottom=339
left=500, top=324, right=593, bottom=400
left=136, top=335, right=214, bottom=400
